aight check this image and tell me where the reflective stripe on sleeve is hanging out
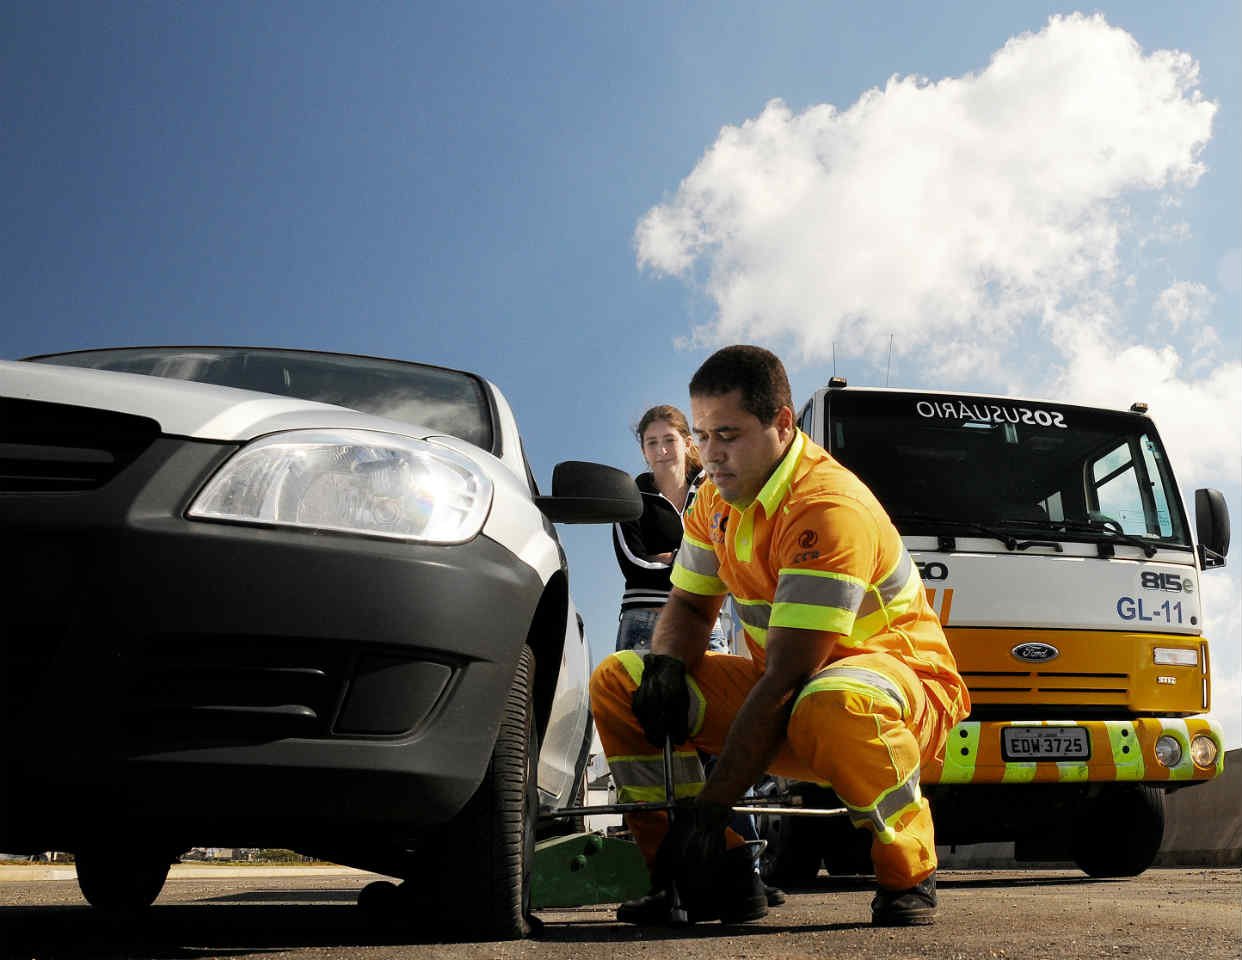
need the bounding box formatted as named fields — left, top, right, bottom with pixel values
left=775, top=568, right=866, bottom=608
left=875, top=549, right=914, bottom=605
left=671, top=563, right=728, bottom=596
left=733, top=599, right=770, bottom=648
left=678, top=535, right=722, bottom=578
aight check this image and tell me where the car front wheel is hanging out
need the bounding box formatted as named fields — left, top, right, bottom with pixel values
left=75, top=846, right=172, bottom=911
left=417, top=645, right=539, bottom=939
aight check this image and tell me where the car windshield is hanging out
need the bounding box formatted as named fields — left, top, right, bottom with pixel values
left=29, top=347, right=494, bottom=452
left=822, top=390, right=1190, bottom=547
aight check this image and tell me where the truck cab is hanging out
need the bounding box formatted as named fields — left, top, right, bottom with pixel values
left=793, top=380, right=1230, bottom=878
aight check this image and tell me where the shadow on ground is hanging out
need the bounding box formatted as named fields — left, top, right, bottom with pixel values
left=0, top=873, right=1104, bottom=958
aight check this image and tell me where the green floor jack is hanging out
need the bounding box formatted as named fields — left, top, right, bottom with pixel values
left=532, top=737, right=848, bottom=911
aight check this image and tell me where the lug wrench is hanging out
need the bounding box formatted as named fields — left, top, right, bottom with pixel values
left=662, top=735, right=689, bottom=925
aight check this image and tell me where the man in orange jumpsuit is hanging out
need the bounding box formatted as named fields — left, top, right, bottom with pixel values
left=590, top=345, right=969, bottom=927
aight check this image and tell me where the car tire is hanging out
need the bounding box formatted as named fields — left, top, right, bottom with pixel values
left=75, top=847, right=171, bottom=911
left=1071, top=784, right=1165, bottom=878
left=424, top=645, right=538, bottom=940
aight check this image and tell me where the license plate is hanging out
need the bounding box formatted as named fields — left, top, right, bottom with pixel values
left=1001, top=727, right=1091, bottom=761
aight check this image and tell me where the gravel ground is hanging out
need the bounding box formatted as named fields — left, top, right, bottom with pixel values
left=0, top=867, right=1237, bottom=959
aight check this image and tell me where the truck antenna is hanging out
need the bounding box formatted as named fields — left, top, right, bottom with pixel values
left=833, top=342, right=837, bottom=378
left=886, top=333, right=894, bottom=387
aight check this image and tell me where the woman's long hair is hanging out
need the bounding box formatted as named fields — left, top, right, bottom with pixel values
left=636, top=404, right=702, bottom=475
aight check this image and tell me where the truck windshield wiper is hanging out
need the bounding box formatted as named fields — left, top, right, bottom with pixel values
left=1002, top=518, right=1158, bottom=557
left=889, top=514, right=1033, bottom=551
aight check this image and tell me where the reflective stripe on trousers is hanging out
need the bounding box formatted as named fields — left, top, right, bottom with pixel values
left=788, top=654, right=938, bottom=886
left=590, top=649, right=948, bottom=886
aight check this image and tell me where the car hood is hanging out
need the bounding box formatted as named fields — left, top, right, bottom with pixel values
left=2, top=359, right=441, bottom=443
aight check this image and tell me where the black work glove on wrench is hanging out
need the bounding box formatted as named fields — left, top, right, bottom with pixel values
left=631, top=654, right=691, bottom=747
left=652, top=800, right=733, bottom=907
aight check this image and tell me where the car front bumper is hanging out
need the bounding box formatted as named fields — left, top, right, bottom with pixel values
left=1, top=436, right=544, bottom=851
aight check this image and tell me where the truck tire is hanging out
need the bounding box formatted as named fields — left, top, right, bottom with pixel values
left=75, top=847, right=171, bottom=911
left=755, top=780, right=826, bottom=888
left=821, top=817, right=874, bottom=876
left=1071, top=784, right=1165, bottom=878
left=423, top=645, right=539, bottom=939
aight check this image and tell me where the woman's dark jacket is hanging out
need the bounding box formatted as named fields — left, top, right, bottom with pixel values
left=613, top=468, right=705, bottom=613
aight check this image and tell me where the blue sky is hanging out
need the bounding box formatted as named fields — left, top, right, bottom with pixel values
left=4, top=2, right=1239, bottom=744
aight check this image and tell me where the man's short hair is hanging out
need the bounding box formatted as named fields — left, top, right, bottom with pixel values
left=689, top=345, right=793, bottom=424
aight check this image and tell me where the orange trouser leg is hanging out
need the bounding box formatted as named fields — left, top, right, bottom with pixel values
left=590, top=650, right=771, bottom=867
left=785, top=652, right=949, bottom=890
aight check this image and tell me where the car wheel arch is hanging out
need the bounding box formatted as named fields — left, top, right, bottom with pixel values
left=523, top=570, right=569, bottom=744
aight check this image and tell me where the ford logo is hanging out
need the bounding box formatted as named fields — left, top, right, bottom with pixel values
left=1011, top=642, right=1060, bottom=663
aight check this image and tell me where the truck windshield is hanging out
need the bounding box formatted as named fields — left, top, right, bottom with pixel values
left=823, top=391, right=1189, bottom=548
left=29, top=347, right=494, bottom=453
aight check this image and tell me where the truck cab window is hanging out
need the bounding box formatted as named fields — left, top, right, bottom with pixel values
left=1090, top=435, right=1176, bottom=538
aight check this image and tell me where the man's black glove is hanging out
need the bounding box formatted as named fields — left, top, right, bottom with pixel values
left=652, top=800, right=733, bottom=906
left=631, top=653, right=690, bottom=747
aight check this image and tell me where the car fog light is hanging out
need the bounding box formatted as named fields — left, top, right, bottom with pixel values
left=1190, top=734, right=1218, bottom=768
left=1154, top=735, right=1182, bottom=768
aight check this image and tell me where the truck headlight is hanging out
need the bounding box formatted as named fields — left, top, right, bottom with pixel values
left=1154, top=735, right=1182, bottom=768
left=188, top=430, right=493, bottom=544
left=1190, top=734, right=1218, bottom=769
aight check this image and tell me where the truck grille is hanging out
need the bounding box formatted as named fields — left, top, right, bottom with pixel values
left=0, top=398, right=159, bottom=492
left=964, top=670, right=1130, bottom=698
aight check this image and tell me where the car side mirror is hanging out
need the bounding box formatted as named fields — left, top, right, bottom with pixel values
left=1194, top=488, right=1230, bottom=569
left=536, top=461, right=642, bottom=524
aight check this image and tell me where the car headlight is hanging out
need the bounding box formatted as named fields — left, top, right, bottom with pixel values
left=187, top=429, right=493, bottom=543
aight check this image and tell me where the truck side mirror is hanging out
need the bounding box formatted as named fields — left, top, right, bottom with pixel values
left=1194, top=488, right=1230, bottom=569
left=535, top=461, right=643, bottom=524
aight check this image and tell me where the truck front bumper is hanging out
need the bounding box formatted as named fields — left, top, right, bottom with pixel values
left=925, top=717, right=1225, bottom=786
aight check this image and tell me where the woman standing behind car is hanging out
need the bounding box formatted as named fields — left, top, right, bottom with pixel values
left=613, top=404, right=728, bottom=653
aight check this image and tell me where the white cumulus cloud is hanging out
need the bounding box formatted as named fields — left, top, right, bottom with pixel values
left=635, top=12, right=1216, bottom=375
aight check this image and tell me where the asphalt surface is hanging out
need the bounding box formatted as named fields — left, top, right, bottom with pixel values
left=0, top=867, right=1237, bottom=960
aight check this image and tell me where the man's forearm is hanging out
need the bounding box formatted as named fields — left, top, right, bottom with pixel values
left=697, top=676, right=790, bottom=807
left=650, top=591, right=719, bottom=667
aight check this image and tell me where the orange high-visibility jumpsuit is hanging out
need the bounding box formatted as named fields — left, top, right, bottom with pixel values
left=590, top=430, right=970, bottom=891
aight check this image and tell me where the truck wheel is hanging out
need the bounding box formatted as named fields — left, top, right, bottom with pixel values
left=425, top=645, right=538, bottom=939
left=1071, top=784, right=1165, bottom=878
left=75, top=847, right=171, bottom=910
left=821, top=817, right=874, bottom=876
left=755, top=781, right=826, bottom=888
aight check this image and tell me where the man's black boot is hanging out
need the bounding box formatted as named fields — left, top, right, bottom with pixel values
left=616, top=846, right=768, bottom=925
left=870, top=871, right=937, bottom=926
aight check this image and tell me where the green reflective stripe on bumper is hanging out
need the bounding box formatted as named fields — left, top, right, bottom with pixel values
left=1106, top=721, right=1146, bottom=780
left=940, top=722, right=980, bottom=783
